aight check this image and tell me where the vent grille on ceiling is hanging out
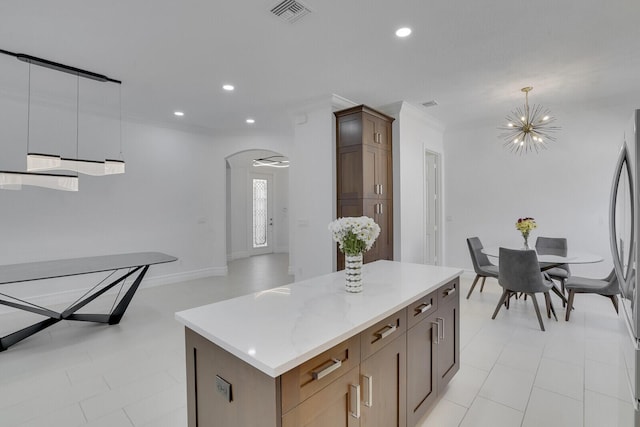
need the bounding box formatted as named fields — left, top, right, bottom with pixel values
left=270, top=0, right=311, bottom=23
left=422, top=100, right=439, bottom=108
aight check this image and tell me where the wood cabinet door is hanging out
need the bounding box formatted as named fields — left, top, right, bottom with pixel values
left=337, top=113, right=364, bottom=148
left=364, top=199, right=392, bottom=261
left=337, top=146, right=364, bottom=200
left=282, top=366, right=361, bottom=427
left=436, top=298, right=460, bottom=393
left=360, top=334, right=407, bottom=427
left=362, top=113, right=378, bottom=147
left=375, top=116, right=392, bottom=151
left=376, top=148, right=391, bottom=199
left=361, top=146, right=391, bottom=200
left=406, top=313, right=438, bottom=426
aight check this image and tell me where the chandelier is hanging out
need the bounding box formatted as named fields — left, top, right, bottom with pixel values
left=499, top=86, right=559, bottom=154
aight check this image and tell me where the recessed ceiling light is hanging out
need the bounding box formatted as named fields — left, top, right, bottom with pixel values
left=222, top=84, right=235, bottom=91
left=174, top=111, right=184, bottom=117
left=246, top=118, right=255, bottom=124
left=395, top=27, right=412, bottom=38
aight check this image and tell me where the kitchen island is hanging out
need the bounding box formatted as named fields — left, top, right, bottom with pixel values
left=175, top=260, right=463, bottom=427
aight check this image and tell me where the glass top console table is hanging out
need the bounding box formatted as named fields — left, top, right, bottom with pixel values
left=0, top=252, right=177, bottom=352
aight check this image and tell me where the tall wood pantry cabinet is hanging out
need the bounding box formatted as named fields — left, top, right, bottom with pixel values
left=335, top=105, right=394, bottom=270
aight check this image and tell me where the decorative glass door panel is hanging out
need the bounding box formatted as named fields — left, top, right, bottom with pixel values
left=250, top=174, right=273, bottom=255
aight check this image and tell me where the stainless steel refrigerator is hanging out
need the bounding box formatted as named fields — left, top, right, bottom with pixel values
left=611, top=109, right=640, bottom=425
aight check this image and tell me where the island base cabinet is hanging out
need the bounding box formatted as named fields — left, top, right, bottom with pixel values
left=406, top=278, right=460, bottom=426
left=360, top=333, right=407, bottom=427
left=182, top=276, right=460, bottom=427
left=282, top=367, right=361, bottom=427
left=437, top=297, right=460, bottom=392
left=406, top=313, right=438, bottom=427
left=185, top=328, right=280, bottom=427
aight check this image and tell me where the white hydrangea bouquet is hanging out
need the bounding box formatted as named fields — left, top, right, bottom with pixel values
left=329, top=216, right=380, bottom=292
left=328, top=216, right=381, bottom=256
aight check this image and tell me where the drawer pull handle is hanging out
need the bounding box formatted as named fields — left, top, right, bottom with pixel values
left=415, top=302, right=432, bottom=315
left=443, top=287, right=456, bottom=297
left=362, top=374, right=373, bottom=407
left=375, top=324, right=397, bottom=340
left=350, top=383, right=361, bottom=418
left=312, top=358, right=342, bottom=380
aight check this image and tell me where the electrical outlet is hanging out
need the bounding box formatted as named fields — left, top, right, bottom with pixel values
left=215, top=375, right=232, bottom=402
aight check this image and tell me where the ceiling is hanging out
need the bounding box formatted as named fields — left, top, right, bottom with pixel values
left=1, top=0, right=639, bottom=134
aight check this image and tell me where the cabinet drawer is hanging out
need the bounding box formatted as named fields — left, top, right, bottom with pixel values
left=280, top=335, right=360, bottom=414
left=408, top=291, right=438, bottom=328
left=361, top=308, right=406, bottom=360
left=438, top=278, right=459, bottom=307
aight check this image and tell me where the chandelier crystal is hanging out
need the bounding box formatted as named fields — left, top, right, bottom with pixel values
left=499, top=87, right=560, bottom=154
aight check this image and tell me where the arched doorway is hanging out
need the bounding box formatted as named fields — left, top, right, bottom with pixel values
left=225, top=149, right=289, bottom=260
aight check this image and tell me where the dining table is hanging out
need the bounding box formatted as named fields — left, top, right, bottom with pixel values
left=480, top=246, right=604, bottom=305
left=481, top=246, right=604, bottom=268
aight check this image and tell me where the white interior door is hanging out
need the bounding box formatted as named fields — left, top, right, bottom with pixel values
left=425, top=151, right=441, bottom=265
left=249, top=173, right=274, bottom=256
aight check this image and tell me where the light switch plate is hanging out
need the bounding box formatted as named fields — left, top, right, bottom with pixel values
left=215, top=375, right=232, bottom=402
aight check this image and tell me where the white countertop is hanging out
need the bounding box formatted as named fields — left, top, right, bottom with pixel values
left=175, top=260, right=462, bottom=378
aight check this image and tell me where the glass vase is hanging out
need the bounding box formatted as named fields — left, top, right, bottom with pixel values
left=344, top=253, right=363, bottom=293
left=522, top=235, right=531, bottom=250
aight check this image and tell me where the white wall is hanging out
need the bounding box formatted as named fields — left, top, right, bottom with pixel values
left=0, top=84, right=294, bottom=306
left=444, top=106, right=627, bottom=277
left=380, top=102, right=446, bottom=264
left=289, top=95, right=356, bottom=279
left=273, top=168, right=290, bottom=253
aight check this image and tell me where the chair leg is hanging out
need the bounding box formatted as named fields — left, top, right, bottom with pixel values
left=466, top=275, right=481, bottom=299
left=565, top=290, right=576, bottom=321
left=561, top=279, right=566, bottom=308
left=610, top=295, right=619, bottom=314
left=544, top=292, right=551, bottom=318
left=529, top=293, right=546, bottom=331
left=480, top=276, right=487, bottom=292
left=492, top=289, right=509, bottom=320
left=547, top=292, right=558, bottom=321
left=551, top=285, right=568, bottom=305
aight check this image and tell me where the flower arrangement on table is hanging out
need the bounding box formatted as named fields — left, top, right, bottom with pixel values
left=515, top=217, right=537, bottom=249
left=328, top=216, right=381, bottom=292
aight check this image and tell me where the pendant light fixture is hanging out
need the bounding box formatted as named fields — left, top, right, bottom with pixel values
left=499, top=86, right=560, bottom=155
left=0, top=48, right=124, bottom=191
left=252, top=155, right=290, bottom=168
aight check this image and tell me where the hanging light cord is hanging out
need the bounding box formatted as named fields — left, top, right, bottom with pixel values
left=26, top=63, right=31, bottom=155
left=76, top=75, right=80, bottom=161
left=119, top=84, right=124, bottom=161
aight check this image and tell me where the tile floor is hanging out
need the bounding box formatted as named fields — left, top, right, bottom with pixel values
left=0, top=255, right=635, bottom=427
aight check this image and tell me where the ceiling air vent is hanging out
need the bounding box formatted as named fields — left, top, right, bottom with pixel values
left=422, top=100, right=439, bottom=108
left=270, top=0, right=311, bottom=23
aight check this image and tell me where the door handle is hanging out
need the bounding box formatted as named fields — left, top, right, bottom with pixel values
left=349, top=384, right=361, bottom=418
left=362, top=374, right=373, bottom=407
left=431, top=321, right=440, bottom=344
left=436, top=317, right=445, bottom=341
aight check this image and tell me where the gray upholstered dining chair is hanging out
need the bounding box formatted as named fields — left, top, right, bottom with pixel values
left=536, top=237, right=571, bottom=305
left=492, top=248, right=557, bottom=331
left=466, top=237, right=499, bottom=299
left=564, top=269, right=619, bottom=321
